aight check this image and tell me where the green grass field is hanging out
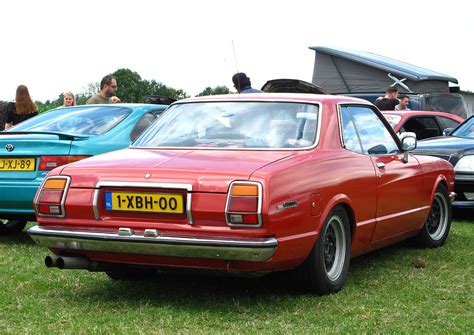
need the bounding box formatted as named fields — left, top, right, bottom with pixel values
left=1, top=213, right=472, bottom=334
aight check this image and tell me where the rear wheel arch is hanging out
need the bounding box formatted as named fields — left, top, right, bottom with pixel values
left=317, top=195, right=355, bottom=240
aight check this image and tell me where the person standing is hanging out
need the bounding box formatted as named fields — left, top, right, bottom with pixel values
left=4, top=85, right=38, bottom=129
left=395, top=95, right=411, bottom=111
left=232, top=72, right=263, bottom=93
left=86, top=75, right=117, bottom=104
left=374, top=86, right=399, bottom=110
left=62, top=92, right=76, bottom=107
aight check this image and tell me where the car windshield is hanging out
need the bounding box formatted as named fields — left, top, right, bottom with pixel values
left=383, top=114, right=402, bottom=128
left=133, top=101, right=319, bottom=149
left=9, top=106, right=132, bottom=135
left=425, top=95, right=468, bottom=118
left=451, top=117, right=474, bottom=138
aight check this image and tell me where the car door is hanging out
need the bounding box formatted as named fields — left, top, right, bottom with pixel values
left=344, top=106, right=424, bottom=241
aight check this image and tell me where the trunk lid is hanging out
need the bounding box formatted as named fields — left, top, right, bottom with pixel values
left=62, top=148, right=294, bottom=192
left=0, top=132, right=74, bottom=180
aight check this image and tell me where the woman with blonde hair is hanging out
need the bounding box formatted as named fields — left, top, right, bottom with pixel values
left=62, top=92, right=76, bottom=107
left=5, top=85, right=38, bottom=129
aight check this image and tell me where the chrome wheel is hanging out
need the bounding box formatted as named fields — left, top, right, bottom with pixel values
left=426, top=192, right=449, bottom=241
left=414, top=184, right=452, bottom=248
left=323, top=215, right=346, bottom=281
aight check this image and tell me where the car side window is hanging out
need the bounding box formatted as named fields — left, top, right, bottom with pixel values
left=403, top=116, right=441, bottom=140
left=438, top=116, right=460, bottom=130
left=130, top=110, right=163, bottom=142
left=346, top=106, right=399, bottom=155
left=340, top=107, right=363, bottom=153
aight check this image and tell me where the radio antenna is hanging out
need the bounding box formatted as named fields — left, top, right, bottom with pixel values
left=231, top=40, right=239, bottom=73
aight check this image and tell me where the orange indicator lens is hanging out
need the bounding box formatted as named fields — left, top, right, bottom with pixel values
left=231, top=184, right=258, bottom=196
left=44, top=179, right=67, bottom=189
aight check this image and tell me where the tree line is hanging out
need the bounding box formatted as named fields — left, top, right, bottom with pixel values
left=36, top=68, right=230, bottom=112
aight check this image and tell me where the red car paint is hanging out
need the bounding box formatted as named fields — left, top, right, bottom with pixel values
left=30, top=94, right=455, bottom=275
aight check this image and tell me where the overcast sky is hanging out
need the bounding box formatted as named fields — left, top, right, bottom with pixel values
left=1, top=0, right=472, bottom=101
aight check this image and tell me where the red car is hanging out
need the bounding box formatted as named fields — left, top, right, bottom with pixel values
left=381, top=110, right=464, bottom=140
left=29, top=94, right=455, bottom=295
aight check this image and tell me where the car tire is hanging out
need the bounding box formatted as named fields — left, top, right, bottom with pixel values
left=414, top=184, right=452, bottom=248
left=0, top=219, right=27, bottom=234
left=105, top=269, right=157, bottom=281
left=295, top=206, right=351, bottom=294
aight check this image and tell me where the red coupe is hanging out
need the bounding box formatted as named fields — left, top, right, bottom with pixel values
left=29, top=94, right=455, bottom=294
left=381, top=110, right=464, bottom=140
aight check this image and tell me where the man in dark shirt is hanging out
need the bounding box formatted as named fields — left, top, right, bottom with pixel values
left=232, top=72, right=263, bottom=93
left=374, top=86, right=399, bottom=110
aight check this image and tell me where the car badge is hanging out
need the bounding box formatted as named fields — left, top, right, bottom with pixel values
left=5, top=144, right=14, bottom=152
left=277, top=200, right=299, bottom=210
left=144, top=173, right=151, bottom=179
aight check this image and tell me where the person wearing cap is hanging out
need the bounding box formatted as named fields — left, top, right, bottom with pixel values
left=232, top=72, right=263, bottom=93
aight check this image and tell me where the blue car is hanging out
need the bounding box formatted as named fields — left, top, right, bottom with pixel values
left=413, top=115, right=474, bottom=208
left=0, top=103, right=167, bottom=233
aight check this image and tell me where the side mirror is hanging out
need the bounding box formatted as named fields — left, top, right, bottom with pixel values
left=443, top=128, right=454, bottom=136
left=399, top=132, right=416, bottom=163
left=400, top=132, right=417, bottom=151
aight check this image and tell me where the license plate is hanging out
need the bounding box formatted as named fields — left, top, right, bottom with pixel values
left=105, top=191, right=184, bottom=214
left=0, top=158, right=35, bottom=171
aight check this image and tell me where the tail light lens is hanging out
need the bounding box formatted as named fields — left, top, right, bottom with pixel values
left=225, top=182, right=262, bottom=227
left=39, top=155, right=91, bottom=170
left=35, top=176, right=70, bottom=217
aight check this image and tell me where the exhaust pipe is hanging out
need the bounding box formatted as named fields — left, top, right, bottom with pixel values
left=45, top=255, right=60, bottom=268
left=44, top=255, right=93, bottom=269
left=44, top=255, right=150, bottom=272
left=56, top=256, right=91, bottom=269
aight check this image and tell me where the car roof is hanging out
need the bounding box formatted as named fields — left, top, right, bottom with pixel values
left=77, top=103, right=168, bottom=109
left=381, top=110, right=465, bottom=121
left=175, top=93, right=371, bottom=105
left=309, top=47, right=458, bottom=83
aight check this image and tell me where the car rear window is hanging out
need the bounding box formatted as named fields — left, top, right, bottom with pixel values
left=133, top=101, right=320, bottom=149
left=10, top=106, right=132, bottom=135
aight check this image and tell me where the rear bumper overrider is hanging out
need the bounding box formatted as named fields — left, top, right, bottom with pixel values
left=28, top=226, right=278, bottom=262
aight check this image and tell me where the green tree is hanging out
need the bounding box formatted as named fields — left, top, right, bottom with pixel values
left=197, top=86, right=230, bottom=96
left=111, top=68, right=189, bottom=102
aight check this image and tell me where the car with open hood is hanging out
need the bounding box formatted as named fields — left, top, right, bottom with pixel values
left=28, top=94, right=455, bottom=294
left=413, top=115, right=474, bottom=207
left=0, top=103, right=167, bottom=233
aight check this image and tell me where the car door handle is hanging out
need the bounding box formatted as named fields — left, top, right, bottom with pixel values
left=376, top=162, right=385, bottom=169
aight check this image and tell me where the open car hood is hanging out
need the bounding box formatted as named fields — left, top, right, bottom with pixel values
left=261, top=79, right=327, bottom=94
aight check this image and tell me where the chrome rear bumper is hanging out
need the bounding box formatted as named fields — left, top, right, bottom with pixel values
left=28, top=226, right=278, bottom=262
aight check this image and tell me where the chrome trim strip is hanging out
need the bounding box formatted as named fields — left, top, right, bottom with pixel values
left=95, top=181, right=192, bottom=191
left=92, top=189, right=100, bottom=220
left=35, top=176, right=71, bottom=218
left=225, top=181, right=263, bottom=228
left=28, top=226, right=278, bottom=262
left=92, top=181, right=193, bottom=224
left=186, top=192, right=193, bottom=225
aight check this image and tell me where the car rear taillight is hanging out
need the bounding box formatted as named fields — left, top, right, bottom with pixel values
left=35, top=176, right=71, bottom=217
left=38, top=156, right=91, bottom=170
left=225, top=182, right=262, bottom=227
